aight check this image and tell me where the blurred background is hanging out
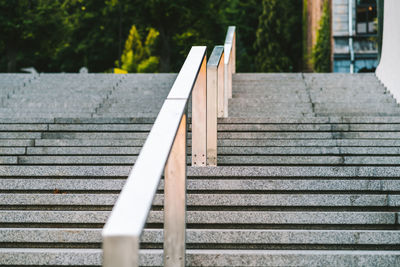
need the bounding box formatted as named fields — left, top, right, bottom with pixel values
left=0, top=0, right=381, bottom=73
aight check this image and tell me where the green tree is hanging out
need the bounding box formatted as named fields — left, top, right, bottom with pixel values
left=254, top=0, right=303, bottom=72
left=312, top=0, right=331, bottom=72
left=0, top=0, right=71, bottom=72
left=54, top=0, right=127, bottom=72
left=119, top=25, right=160, bottom=73
left=223, top=0, right=262, bottom=72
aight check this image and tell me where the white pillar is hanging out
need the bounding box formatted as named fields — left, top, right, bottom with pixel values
left=376, top=0, right=400, bottom=102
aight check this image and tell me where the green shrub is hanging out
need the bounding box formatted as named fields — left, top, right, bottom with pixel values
left=138, top=56, right=159, bottom=73
left=254, top=0, right=302, bottom=72
left=118, top=25, right=159, bottom=73
left=312, top=0, right=331, bottom=72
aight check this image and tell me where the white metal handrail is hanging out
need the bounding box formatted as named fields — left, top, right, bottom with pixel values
left=102, top=26, right=236, bottom=267
left=224, top=26, right=236, bottom=101
left=102, top=46, right=207, bottom=267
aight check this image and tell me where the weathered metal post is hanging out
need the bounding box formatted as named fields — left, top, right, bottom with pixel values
left=164, top=114, right=187, bottom=267
left=207, top=46, right=224, bottom=166
left=192, top=56, right=207, bottom=166
left=224, top=26, right=236, bottom=100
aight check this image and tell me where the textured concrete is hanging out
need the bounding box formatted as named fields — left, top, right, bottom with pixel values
left=3, top=178, right=400, bottom=192
left=2, top=72, right=400, bottom=266
left=2, top=249, right=399, bottom=266
left=34, top=139, right=146, bottom=147
left=26, top=147, right=142, bottom=155
left=0, top=193, right=391, bottom=207
left=18, top=155, right=137, bottom=164
left=3, top=228, right=400, bottom=245
left=0, top=211, right=395, bottom=225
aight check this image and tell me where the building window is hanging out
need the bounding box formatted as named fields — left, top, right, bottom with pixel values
left=356, top=0, right=377, bottom=35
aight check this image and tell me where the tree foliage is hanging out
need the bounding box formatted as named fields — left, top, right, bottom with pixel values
left=0, top=0, right=72, bottom=72
left=254, top=0, right=303, bottom=72
left=119, top=25, right=159, bottom=73
left=0, top=0, right=306, bottom=73
left=312, top=0, right=331, bottom=72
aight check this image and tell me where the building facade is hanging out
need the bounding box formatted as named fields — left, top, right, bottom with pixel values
left=306, top=0, right=379, bottom=73
left=332, top=0, right=378, bottom=72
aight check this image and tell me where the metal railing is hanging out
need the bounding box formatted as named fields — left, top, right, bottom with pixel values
left=224, top=26, right=236, bottom=100
left=102, top=26, right=236, bottom=267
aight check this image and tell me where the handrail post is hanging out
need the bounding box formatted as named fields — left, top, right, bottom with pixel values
left=164, top=114, right=187, bottom=267
left=207, top=65, right=217, bottom=166
left=103, top=235, right=139, bottom=267
left=192, top=56, right=207, bottom=166
left=218, top=52, right=226, bottom=118
left=232, top=30, right=236, bottom=74
left=224, top=26, right=236, bottom=100
left=224, top=54, right=232, bottom=99
left=207, top=46, right=224, bottom=166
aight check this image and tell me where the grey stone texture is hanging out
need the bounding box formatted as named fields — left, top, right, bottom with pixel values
left=1, top=73, right=400, bottom=266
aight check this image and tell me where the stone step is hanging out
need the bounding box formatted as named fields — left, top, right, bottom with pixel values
left=2, top=248, right=400, bottom=266
left=1, top=193, right=396, bottom=207
left=0, top=148, right=25, bottom=154
left=0, top=210, right=395, bottom=225
left=218, top=132, right=400, bottom=139
left=216, top=139, right=400, bottom=147
left=310, top=98, right=396, bottom=103
left=218, top=117, right=400, bottom=123
left=14, top=155, right=400, bottom=165
left=2, top=166, right=400, bottom=178
left=232, top=93, right=310, bottom=100
left=1, top=116, right=395, bottom=124
left=47, top=124, right=153, bottom=131
left=17, top=155, right=138, bottom=164
left=40, top=132, right=149, bottom=139
left=23, top=146, right=400, bottom=155
left=314, top=108, right=400, bottom=113
left=2, top=229, right=399, bottom=246
left=0, top=113, right=93, bottom=118
left=9, top=120, right=400, bottom=133
left=316, top=112, right=400, bottom=117
left=2, top=178, right=399, bottom=192
left=0, top=157, right=17, bottom=164
left=92, top=112, right=162, bottom=118
left=228, top=111, right=315, bottom=118
left=34, top=139, right=146, bottom=147
left=217, top=124, right=400, bottom=132
left=229, top=107, right=314, bottom=113
left=0, top=124, right=48, bottom=131
left=228, top=99, right=312, bottom=108
left=32, top=138, right=400, bottom=147
left=0, top=139, right=34, bottom=146
left=313, top=103, right=399, bottom=109
left=53, top=117, right=156, bottom=124
left=0, top=166, right=131, bottom=177
left=29, top=131, right=400, bottom=140
left=217, top=132, right=400, bottom=139
left=217, top=155, right=400, bottom=165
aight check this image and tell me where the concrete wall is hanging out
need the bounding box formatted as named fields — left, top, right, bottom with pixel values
left=376, top=0, right=400, bottom=101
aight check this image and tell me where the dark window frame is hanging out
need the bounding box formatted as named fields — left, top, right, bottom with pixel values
left=356, top=0, right=378, bottom=36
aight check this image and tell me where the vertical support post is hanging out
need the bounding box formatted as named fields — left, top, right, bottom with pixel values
left=192, top=56, right=207, bottom=166
left=225, top=52, right=233, bottom=99
left=103, top=236, right=139, bottom=267
left=217, top=53, right=226, bottom=118
left=207, top=65, right=217, bottom=166
left=232, top=32, right=236, bottom=74
left=164, top=114, right=187, bottom=267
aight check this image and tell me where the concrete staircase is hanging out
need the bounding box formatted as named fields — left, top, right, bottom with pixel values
left=1, top=73, right=400, bottom=266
